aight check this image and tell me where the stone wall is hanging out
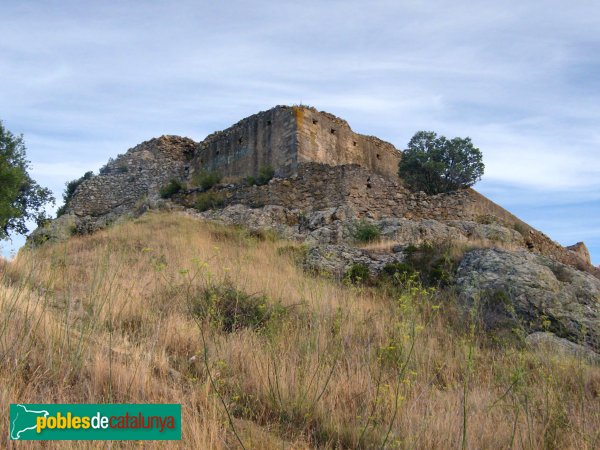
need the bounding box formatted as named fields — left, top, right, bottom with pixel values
left=189, top=105, right=401, bottom=180
left=67, top=135, right=196, bottom=217
left=65, top=106, right=402, bottom=220
left=184, top=162, right=596, bottom=274
left=214, top=163, right=483, bottom=222
left=190, top=107, right=298, bottom=179
left=294, top=107, right=401, bottom=179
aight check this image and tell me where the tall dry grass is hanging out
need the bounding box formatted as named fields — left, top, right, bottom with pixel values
left=0, top=212, right=598, bottom=449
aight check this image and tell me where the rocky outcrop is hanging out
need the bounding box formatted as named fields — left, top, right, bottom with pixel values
left=193, top=204, right=528, bottom=248
left=526, top=332, right=600, bottom=365
left=304, top=244, right=404, bottom=278
left=567, top=242, right=592, bottom=265
left=456, top=248, right=600, bottom=353
left=192, top=204, right=531, bottom=276
left=179, top=163, right=598, bottom=277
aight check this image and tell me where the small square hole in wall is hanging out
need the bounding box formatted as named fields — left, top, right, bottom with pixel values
left=216, top=150, right=220, bottom=155
left=330, top=129, right=336, bottom=134
left=267, top=120, right=272, bottom=125
left=312, top=119, right=318, bottom=125
left=238, top=137, right=243, bottom=144
left=353, top=141, right=357, bottom=146
left=376, top=153, right=381, bottom=160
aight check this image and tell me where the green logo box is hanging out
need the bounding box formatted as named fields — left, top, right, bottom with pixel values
left=10, top=404, right=181, bottom=440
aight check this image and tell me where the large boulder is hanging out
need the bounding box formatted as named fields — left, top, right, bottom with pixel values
left=567, top=241, right=592, bottom=265
left=304, top=244, right=404, bottom=278
left=526, top=332, right=600, bottom=365
left=456, top=248, right=600, bottom=353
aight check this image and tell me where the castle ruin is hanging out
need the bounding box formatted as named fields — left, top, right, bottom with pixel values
left=53, top=105, right=596, bottom=274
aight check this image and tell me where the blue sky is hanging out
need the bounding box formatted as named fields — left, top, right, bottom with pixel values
left=1, top=0, right=599, bottom=264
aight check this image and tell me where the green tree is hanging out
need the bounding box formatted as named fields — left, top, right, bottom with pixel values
left=398, top=131, right=484, bottom=195
left=0, top=121, right=54, bottom=239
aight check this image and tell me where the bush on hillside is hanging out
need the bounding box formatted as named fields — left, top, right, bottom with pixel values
left=192, top=169, right=222, bottom=190
left=159, top=179, right=183, bottom=199
left=403, top=242, right=457, bottom=287
left=191, top=282, right=285, bottom=332
left=194, top=191, right=226, bottom=212
left=351, top=220, right=381, bottom=243
left=245, top=166, right=275, bottom=187
left=378, top=262, right=416, bottom=285
left=344, top=263, right=371, bottom=285
left=256, top=166, right=275, bottom=185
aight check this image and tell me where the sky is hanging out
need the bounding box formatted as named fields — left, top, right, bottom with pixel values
left=1, top=0, right=599, bottom=263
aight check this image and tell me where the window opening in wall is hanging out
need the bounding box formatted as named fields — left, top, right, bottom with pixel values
left=216, top=150, right=220, bottom=155
left=267, top=120, right=272, bottom=125
left=312, top=119, right=318, bottom=125
left=376, top=153, right=381, bottom=160
left=238, top=137, right=243, bottom=144
left=353, top=141, right=357, bottom=146
left=330, top=129, right=336, bottom=134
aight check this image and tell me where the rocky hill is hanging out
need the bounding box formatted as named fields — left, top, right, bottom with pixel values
left=32, top=105, right=600, bottom=358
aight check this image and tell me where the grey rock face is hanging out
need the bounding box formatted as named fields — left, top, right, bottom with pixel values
left=525, top=332, right=600, bottom=365
left=304, top=245, right=404, bottom=278
left=456, top=248, right=600, bottom=352
left=446, top=220, right=524, bottom=246
left=379, top=218, right=466, bottom=244
left=28, top=214, right=79, bottom=245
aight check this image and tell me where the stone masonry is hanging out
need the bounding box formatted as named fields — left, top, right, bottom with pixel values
left=180, top=163, right=597, bottom=274
left=189, top=105, right=401, bottom=179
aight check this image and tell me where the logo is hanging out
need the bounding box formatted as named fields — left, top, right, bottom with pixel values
left=10, top=404, right=181, bottom=440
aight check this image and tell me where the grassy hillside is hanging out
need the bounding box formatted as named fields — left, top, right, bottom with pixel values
left=1, top=213, right=598, bottom=449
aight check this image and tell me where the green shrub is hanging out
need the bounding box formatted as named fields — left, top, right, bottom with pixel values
left=192, top=169, right=222, bottom=190
left=191, top=282, right=284, bottom=332
left=244, top=166, right=275, bottom=187
left=194, top=191, right=226, bottom=212
left=379, top=262, right=416, bottom=284
left=404, top=242, right=457, bottom=287
left=344, top=263, right=370, bottom=284
left=351, top=220, right=381, bottom=243
left=159, top=179, right=183, bottom=199
left=256, top=166, right=275, bottom=186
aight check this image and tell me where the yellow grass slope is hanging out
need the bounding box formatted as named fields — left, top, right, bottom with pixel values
left=0, top=212, right=598, bottom=449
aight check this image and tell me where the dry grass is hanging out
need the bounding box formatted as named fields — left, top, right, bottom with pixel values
left=0, top=212, right=598, bottom=449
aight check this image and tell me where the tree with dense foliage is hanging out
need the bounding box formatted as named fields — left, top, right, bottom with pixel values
left=398, top=131, right=485, bottom=195
left=0, top=121, right=54, bottom=239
